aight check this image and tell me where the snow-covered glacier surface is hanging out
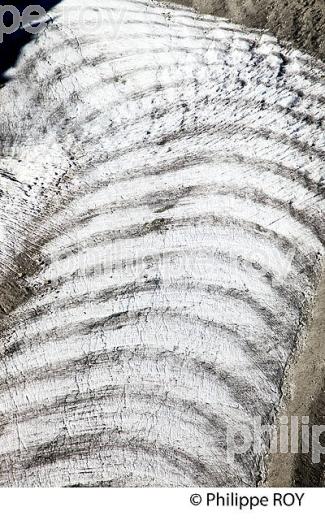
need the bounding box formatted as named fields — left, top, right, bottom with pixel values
left=0, top=0, right=324, bottom=486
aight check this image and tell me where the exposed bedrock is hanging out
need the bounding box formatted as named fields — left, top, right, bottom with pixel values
left=0, top=0, right=324, bottom=486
